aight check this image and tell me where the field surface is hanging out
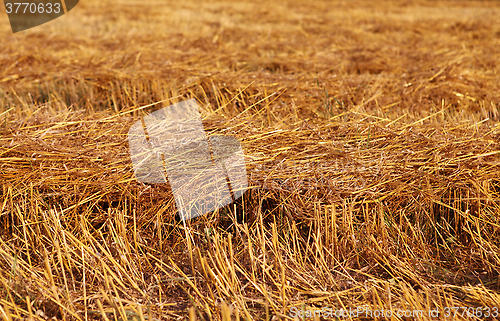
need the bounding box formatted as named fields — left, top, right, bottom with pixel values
left=1, top=0, right=500, bottom=320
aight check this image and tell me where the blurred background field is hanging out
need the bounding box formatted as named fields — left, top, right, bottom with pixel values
left=1, top=0, right=500, bottom=320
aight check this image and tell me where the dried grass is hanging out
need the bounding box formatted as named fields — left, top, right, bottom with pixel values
left=1, top=0, right=500, bottom=320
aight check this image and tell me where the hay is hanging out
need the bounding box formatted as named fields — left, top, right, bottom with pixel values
left=1, top=0, right=500, bottom=319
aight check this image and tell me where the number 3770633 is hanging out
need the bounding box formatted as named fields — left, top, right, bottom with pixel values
left=5, top=2, right=61, bottom=14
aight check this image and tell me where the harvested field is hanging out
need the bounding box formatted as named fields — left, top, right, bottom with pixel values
left=1, top=0, right=500, bottom=320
